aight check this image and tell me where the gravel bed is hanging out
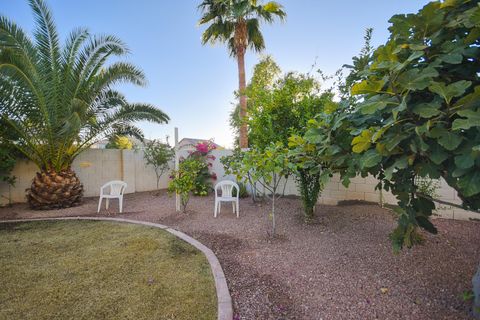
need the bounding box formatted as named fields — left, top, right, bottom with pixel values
left=1, top=191, right=479, bottom=319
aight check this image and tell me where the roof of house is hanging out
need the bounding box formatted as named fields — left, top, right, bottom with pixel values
left=178, top=138, right=222, bottom=149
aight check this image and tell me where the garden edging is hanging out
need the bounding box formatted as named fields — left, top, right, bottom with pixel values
left=0, top=217, right=233, bottom=320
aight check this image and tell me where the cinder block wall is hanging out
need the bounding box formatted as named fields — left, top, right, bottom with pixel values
left=1, top=149, right=477, bottom=221
left=0, top=149, right=171, bottom=205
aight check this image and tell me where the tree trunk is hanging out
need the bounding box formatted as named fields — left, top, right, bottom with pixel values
left=271, top=173, right=277, bottom=236
left=237, top=47, right=248, bottom=149
left=27, top=168, right=83, bottom=210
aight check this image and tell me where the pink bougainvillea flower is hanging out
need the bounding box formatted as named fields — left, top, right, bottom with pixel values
left=195, top=142, right=211, bottom=154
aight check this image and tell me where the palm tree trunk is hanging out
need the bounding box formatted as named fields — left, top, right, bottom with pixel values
left=27, top=168, right=83, bottom=209
left=237, top=48, right=248, bottom=149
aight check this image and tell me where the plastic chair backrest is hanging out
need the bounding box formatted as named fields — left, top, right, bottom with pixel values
left=104, top=181, right=127, bottom=196
left=215, top=181, right=238, bottom=197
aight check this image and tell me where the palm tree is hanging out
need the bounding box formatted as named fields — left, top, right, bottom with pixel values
left=0, top=0, right=169, bottom=209
left=198, top=0, right=285, bottom=148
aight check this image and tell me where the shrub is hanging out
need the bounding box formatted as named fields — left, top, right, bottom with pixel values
left=232, top=182, right=249, bottom=198
left=168, top=157, right=204, bottom=212
left=187, top=141, right=217, bottom=196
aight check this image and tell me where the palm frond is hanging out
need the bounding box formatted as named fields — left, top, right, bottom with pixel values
left=89, top=62, right=147, bottom=95
left=201, top=20, right=234, bottom=45
left=0, top=3, right=169, bottom=171
left=0, top=16, right=39, bottom=77
left=113, top=103, right=170, bottom=124
left=246, top=19, right=265, bottom=52
left=199, top=0, right=285, bottom=56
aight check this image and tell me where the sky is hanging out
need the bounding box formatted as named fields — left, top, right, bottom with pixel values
left=2, top=0, right=428, bottom=148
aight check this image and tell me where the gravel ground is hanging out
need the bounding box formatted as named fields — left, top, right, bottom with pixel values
left=1, top=191, right=479, bottom=320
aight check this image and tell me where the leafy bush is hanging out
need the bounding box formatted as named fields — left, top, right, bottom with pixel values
left=232, top=182, right=249, bottom=198
left=187, top=141, right=217, bottom=196
left=168, top=158, right=204, bottom=212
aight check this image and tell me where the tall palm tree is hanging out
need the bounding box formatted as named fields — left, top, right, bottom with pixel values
left=198, top=0, right=285, bottom=148
left=0, top=0, right=169, bottom=209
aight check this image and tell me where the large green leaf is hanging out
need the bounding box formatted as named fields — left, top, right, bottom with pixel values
left=452, top=109, right=480, bottom=130
left=351, top=130, right=372, bottom=153
left=359, top=98, right=388, bottom=114
left=454, top=153, right=474, bottom=169
left=351, top=79, right=385, bottom=95
left=361, top=149, right=382, bottom=168
left=397, top=67, right=438, bottom=91
left=457, top=171, right=480, bottom=197
left=430, top=144, right=448, bottom=164
left=412, top=102, right=441, bottom=118
left=437, top=131, right=462, bottom=150
left=416, top=216, right=438, bottom=234
left=429, top=80, right=472, bottom=104
left=439, top=53, right=463, bottom=64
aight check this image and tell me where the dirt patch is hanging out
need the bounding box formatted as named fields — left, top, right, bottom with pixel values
left=1, top=192, right=479, bottom=319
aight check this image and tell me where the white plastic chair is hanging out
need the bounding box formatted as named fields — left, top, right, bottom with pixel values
left=214, top=180, right=239, bottom=218
left=97, top=181, right=127, bottom=213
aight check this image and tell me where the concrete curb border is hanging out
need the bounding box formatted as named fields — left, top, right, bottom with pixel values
left=0, top=217, right=233, bottom=320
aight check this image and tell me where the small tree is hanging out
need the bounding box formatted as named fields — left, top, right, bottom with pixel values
left=168, top=157, right=204, bottom=213
left=143, top=140, right=174, bottom=190
left=224, top=143, right=290, bottom=236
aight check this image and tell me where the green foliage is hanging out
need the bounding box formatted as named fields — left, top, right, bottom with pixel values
left=288, top=134, right=331, bottom=223
left=143, top=140, right=174, bottom=190
left=0, top=144, right=17, bottom=205
left=168, top=158, right=204, bottom=213
left=223, top=143, right=290, bottom=236
left=105, top=136, right=133, bottom=150
left=232, top=182, right=249, bottom=198
left=231, top=56, right=335, bottom=150
left=0, top=145, right=16, bottom=187
left=198, top=1, right=286, bottom=57
left=414, top=176, right=440, bottom=199
left=0, top=0, right=169, bottom=172
left=221, top=150, right=258, bottom=198
left=229, top=56, right=335, bottom=220
left=294, top=1, right=480, bottom=251
left=339, top=0, right=480, bottom=250
left=462, top=290, right=475, bottom=302
left=187, top=141, right=217, bottom=196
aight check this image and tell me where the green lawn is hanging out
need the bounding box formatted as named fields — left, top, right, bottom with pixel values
left=0, top=220, right=217, bottom=320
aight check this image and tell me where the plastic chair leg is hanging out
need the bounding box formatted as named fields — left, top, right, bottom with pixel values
left=97, top=197, right=102, bottom=213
